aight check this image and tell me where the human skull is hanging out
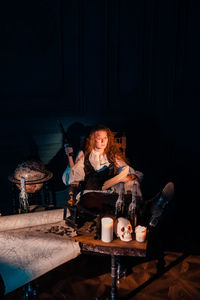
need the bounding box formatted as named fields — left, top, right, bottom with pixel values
left=114, top=217, right=133, bottom=242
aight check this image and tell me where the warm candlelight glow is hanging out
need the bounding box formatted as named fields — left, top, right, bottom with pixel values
left=101, top=217, right=113, bottom=243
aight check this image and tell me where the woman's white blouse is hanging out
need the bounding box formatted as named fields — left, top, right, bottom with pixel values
left=62, top=150, right=135, bottom=185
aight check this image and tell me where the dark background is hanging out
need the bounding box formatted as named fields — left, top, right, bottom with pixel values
left=0, top=0, right=199, bottom=249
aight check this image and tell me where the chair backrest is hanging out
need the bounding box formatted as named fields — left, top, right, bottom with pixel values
left=113, top=133, right=126, bottom=155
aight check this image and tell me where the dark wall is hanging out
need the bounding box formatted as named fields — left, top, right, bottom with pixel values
left=0, top=1, right=199, bottom=225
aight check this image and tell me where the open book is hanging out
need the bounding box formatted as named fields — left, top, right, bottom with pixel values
left=101, top=166, right=129, bottom=191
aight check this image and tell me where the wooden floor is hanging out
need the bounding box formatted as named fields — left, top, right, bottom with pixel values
left=4, top=250, right=200, bottom=300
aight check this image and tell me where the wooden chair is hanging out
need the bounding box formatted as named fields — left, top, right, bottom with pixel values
left=113, top=132, right=126, bottom=155
left=64, top=132, right=127, bottom=229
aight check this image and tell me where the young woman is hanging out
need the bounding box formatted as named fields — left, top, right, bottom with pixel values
left=62, top=124, right=143, bottom=213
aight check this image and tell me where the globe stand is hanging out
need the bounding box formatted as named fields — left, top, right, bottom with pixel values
left=8, top=170, right=53, bottom=214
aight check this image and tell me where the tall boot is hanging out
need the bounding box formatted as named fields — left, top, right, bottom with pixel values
left=148, top=182, right=174, bottom=228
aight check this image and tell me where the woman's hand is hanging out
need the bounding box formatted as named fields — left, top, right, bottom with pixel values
left=121, top=174, right=136, bottom=182
left=64, top=145, right=73, bottom=157
left=64, top=146, right=74, bottom=168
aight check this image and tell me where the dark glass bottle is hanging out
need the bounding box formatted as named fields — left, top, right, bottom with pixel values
left=129, top=209, right=137, bottom=233
left=115, top=183, right=125, bottom=218
left=94, top=214, right=101, bottom=240
left=128, top=183, right=137, bottom=230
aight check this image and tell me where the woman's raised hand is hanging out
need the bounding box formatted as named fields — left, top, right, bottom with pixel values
left=64, top=145, right=73, bottom=157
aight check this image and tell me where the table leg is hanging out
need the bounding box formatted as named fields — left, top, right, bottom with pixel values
left=111, top=255, right=117, bottom=300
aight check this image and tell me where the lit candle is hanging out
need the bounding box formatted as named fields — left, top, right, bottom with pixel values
left=135, top=225, right=147, bottom=242
left=101, top=217, right=113, bottom=243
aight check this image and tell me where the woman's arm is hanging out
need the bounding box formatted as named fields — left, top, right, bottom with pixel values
left=62, top=151, right=85, bottom=185
left=114, top=158, right=143, bottom=196
left=116, top=158, right=143, bottom=182
left=64, top=145, right=74, bottom=168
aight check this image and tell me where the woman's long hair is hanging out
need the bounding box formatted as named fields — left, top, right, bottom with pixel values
left=82, top=125, right=129, bottom=169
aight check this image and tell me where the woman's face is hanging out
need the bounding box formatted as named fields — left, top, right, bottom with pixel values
left=94, top=130, right=108, bottom=152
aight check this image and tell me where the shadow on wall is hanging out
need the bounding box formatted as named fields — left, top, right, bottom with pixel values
left=0, top=121, right=92, bottom=215
left=46, top=122, right=90, bottom=192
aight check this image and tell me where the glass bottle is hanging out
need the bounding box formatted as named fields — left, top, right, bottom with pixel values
left=128, top=183, right=137, bottom=230
left=115, top=182, right=125, bottom=218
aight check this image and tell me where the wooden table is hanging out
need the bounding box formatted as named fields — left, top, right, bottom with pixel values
left=74, top=233, right=147, bottom=300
